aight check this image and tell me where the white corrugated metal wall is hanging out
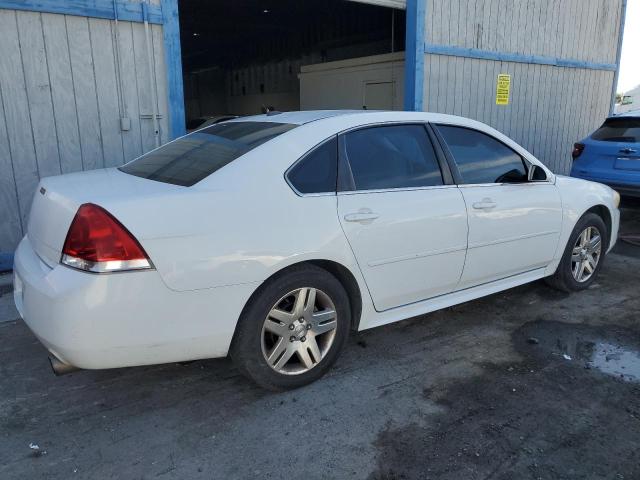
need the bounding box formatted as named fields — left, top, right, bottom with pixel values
left=422, top=0, right=622, bottom=174
left=0, top=0, right=625, bottom=260
left=0, top=8, right=169, bottom=254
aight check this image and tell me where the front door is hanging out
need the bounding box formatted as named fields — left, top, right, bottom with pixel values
left=336, top=123, right=468, bottom=311
left=434, top=124, right=562, bottom=288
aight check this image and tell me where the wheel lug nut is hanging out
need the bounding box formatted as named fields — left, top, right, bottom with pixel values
left=301, top=336, right=306, bottom=342
left=298, top=318, right=304, bottom=323
left=306, top=324, right=312, bottom=330
left=289, top=336, right=296, bottom=342
left=289, top=324, right=295, bottom=331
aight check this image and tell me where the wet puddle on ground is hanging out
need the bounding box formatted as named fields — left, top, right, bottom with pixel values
left=583, top=342, right=640, bottom=383
left=520, top=321, right=640, bottom=384
left=558, top=338, right=640, bottom=383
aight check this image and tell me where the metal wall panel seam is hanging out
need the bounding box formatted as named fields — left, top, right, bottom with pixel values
left=424, top=44, right=617, bottom=71
left=64, top=15, right=85, bottom=171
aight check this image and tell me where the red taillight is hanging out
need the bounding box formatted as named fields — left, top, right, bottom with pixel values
left=572, top=142, right=585, bottom=160
left=61, top=203, right=152, bottom=273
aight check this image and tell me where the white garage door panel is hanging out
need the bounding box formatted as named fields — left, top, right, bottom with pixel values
left=347, top=0, right=406, bottom=10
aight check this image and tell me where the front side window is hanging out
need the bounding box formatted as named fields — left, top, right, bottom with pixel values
left=340, top=124, right=443, bottom=191
left=120, top=121, right=297, bottom=186
left=287, top=137, right=338, bottom=194
left=436, top=125, right=527, bottom=184
left=591, top=117, right=640, bottom=143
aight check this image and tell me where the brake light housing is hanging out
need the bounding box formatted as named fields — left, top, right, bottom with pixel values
left=572, top=142, right=585, bottom=160
left=61, top=203, right=153, bottom=273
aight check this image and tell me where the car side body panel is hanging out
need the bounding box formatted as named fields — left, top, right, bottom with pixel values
left=12, top=111, right=620, bottom=370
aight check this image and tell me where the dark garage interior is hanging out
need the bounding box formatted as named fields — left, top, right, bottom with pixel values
left=179, top=0, right=406, bottom=125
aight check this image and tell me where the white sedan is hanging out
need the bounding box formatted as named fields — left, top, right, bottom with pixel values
left=13, top=110, right=620, bottom=389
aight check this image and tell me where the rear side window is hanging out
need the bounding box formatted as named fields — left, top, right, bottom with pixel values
left=120, top=122, right=297, bottom=186
left=436, top=125, right=527, bottom=184
left=591, top=117, right=640, bottom=143
left=340, top=124, right=443, bottom=191
left=287, top=137, right=337, bottom=194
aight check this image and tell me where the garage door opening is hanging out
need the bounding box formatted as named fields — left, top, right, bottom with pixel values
left=179, top=0, right=406, bottom=130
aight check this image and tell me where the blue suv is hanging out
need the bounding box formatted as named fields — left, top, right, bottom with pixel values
left=570, top=111, right=640, bottom=197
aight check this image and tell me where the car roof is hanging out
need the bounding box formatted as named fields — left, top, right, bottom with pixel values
left=196, top=109, right=555, bottom=187
left=227, top=109, right=485, bottom=127
left=228, top=110, right=369, bottom=125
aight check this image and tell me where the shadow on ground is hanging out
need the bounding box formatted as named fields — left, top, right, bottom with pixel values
left=370, top=320, right=640, bottom=480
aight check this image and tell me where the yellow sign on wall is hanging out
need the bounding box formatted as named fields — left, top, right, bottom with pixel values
left=496, top=74, right=511, bottom=105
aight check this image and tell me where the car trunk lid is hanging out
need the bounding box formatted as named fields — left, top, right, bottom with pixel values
left=27, top=168, right=183, bottom=267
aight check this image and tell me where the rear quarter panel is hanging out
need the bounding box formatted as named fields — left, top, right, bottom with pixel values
left=103, top=120, right=367, bottom=294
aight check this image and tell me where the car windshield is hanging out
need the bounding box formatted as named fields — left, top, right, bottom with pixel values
left=591, top=117, right=640, bottom=143
left=119, top=121, right=297, bottom=186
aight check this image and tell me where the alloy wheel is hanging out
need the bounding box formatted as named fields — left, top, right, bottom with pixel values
left=261, top=287, right=338, bottom=375
left=571, top=226, right=602, bottom=283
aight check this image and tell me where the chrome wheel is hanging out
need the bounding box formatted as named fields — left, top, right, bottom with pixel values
left=261, top=287, right=338, bottom=375
left=571, top=226, right=602, bottom=283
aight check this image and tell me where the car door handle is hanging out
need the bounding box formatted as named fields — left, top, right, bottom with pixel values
left=344, top=210, right=380, bottom=223
left=472, top=198, right=497, bottom=210
left=620, top=148, right=637, bottom=154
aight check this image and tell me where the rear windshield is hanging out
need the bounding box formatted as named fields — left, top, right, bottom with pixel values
left=119, top=121, right=297, bottom=186
left=591, top=117, right=640, bottom=143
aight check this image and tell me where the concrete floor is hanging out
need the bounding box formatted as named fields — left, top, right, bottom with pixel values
left=1, top=204, right=640, bottom=480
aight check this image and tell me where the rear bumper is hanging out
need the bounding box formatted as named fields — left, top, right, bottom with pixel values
left=13, top=236, right=257, bottom=370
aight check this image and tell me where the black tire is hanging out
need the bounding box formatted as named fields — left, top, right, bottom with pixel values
left=545, top=212, right=607, bottom=292
left=230, top=264, right=351, bottom=390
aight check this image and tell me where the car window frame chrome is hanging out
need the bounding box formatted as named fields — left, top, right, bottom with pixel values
left=337, top=183, right=460, bottom=197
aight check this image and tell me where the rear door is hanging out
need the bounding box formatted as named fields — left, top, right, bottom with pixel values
left=337, top=123, right=468, bottom=312
left=434, top=124, right=562, bottom=288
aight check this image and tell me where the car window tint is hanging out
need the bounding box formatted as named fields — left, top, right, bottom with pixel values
left=287, top=137, right=337, bottom=194
left=436, top=125, right=527, bottom=184
left=591, top=117, right=640, bottom=143
left=341, top=125, right=443, bottom=190
left=119, top=122, right=297, bottom=186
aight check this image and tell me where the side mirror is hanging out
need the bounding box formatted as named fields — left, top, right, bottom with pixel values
left=528, top=164, right=548, bottom=182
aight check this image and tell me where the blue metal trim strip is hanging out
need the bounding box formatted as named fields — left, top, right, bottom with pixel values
left=403, top=0, right=426, bottom=111
left=161, top=0, right=185, bottom=139
left=610, top=0, right=628, bottom=115
left=424, top=44, right=617, bottom=72
left=0, top=253, right=13, bottom=273
left=0, top=0, right=163, bottom=24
